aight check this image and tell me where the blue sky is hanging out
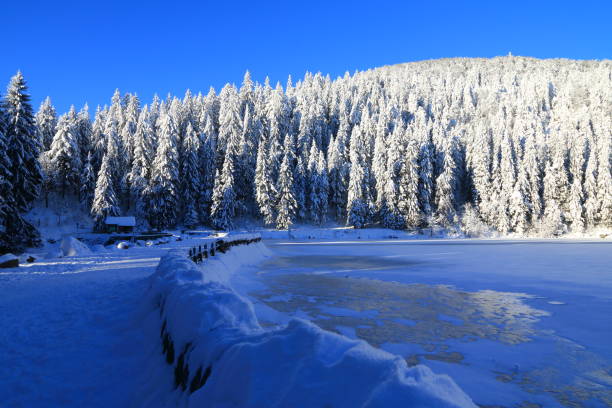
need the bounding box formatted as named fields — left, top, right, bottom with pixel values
left=2, top=0, right=611, bottom=113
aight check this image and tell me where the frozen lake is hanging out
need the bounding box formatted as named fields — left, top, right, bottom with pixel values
left=236, top=239, right=612, bottom=408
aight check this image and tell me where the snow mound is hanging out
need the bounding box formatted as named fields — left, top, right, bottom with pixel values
left=0, top=253, right=19, bottom=268
left=116, top=241, right=130, bottom=250
left=143, top=237, right=475, bottom=407
left=60, top=236, right=92, bottom=257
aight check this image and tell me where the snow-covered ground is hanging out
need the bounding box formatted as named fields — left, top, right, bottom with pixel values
left=232, top=238, right=612, bottom=408
left=2, top=231, right=611, bottom=407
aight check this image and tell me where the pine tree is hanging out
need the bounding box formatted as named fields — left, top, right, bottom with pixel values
left=210, top=158, right=237, bottom=231
left=275, top=151, right=298, bottom=230
left=254, top=135, right=277, bottom=226
left=2, top=71, right=43, bottom=211
left=568, top=135, right=586, bottom=232
left=80, top=151, right=96, bottom=210
left=0, top=72, right=42, bottom=249
left=91, top=144, right=120, bottom=232
left=583, top=138, right=600, bottom=228
left=180, top=122, right=202, bottom=228
left=328, top=115, right=351, bottom=221
left=380, top=125, right=405, bottom=228
left=48, top=112, right=82, bottom=197
left=418, top=139, right=435, bottom=225
left=35, top=97, right=57, bottom=151
left=126, top=108, right=156, bottom=221
left=346, top=125, right=373, bottom=228
left=434, top=138, right=459, bottom=227
left=217, top=84, right=242, bottom=165
left=198, top=115, right=217, bottom=224
left=399, top=139, right=422, bottom=228
left=76, top=104, right=92, bottom=165
left=146, top=112, right=180, bottom=230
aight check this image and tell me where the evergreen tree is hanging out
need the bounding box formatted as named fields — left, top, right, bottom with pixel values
left=399, top=139, right=422, bottom=228
left=91, top=143, right=120, bottom=232
left=198, top=115, right=217, bottom=224
left=80, top=151, right=96, bottom=210
left=0, top=72, right=42, bottom=249
left=434, top=138, right=459, bottom=227
left=35, top=97, right=57, bottom=151
left=346, top=125, right=373, bottom=228
left=2, top=71, right=43, bottom=211
left=275, top=151, right=298, bottom=230
left=146, top=112, right=180, bottom=230
left=254, top=135, right=277, bottom=226
left=180, top=122, right=202, bottom=228
left=48, top=112, right=82, bottom=197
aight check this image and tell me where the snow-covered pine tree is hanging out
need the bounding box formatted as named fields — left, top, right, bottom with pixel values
left=180, top=122, right=202, bottom=228
left=380, top=124, right=404, bottom=229
left=417, top=136, right=435, bottom=226
left=254, top=135, right=276, bottom=226
left=521, top=132, right=542, bottom=225
left=399, top=138, right=422, bottom=228
left=307, top=143, right=328, bottom=225
left=434, top=137, right=460, bottom=227
left=234, top=106, right=258, bottom=216
left=239, top=70, right=255, bottom=120
left=595, top=120, right=612, bottom=227
left=275, top=151, right=298, bottom=230
left=541, top=148, right=567, bottom=236
left=346, top=125, right=373, bottom=228
left=90, top=106, right=107, bottom=171
left=217, top=84, right=242, bottom=168
left=91, top=141, right=120, bottom=232
left=2, top=71, right=43, bottom=212
left=497, top=132, right=517, bottom=233
left=35, top=97, right=57, bottom=151
left=266, top=83, right=290, bottom=177
left=567, top=134, right=586, bottom=232
left=583, top=137, right=600, bottom=229
left=80, top=151, right=96, bottom=210
left=146, top=112, right=180, bottom=230
left=198, top=113, right=217, bottom=224
left=126, top=108, right=156, bottom=221
left=327, top=113, right=351, bottom=221
left=0, top=106, right=13, bottom=250
left=48, top=112, right=82, bottom=197
left=76, top=104, right=92, bottom=165
left=210, top=160, right=236, bottom=231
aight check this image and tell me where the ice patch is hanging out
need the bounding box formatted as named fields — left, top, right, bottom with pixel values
left=142, top=240, right=476, bottom=407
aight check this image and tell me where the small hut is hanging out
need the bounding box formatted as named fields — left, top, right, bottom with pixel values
left=104, top=216, right=136, bottom=233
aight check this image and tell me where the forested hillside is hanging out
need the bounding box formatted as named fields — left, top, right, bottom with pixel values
left=2, top=56, right=611, bottom=248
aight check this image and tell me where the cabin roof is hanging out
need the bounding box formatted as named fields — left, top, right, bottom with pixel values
left=104, top=216, right=136, bottom=227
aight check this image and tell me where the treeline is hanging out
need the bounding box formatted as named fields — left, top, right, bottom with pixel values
left=2, top=56, right=612, bottom=250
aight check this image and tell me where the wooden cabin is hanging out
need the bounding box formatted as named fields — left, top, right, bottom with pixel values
left=104, top=216, right=136, bottom=233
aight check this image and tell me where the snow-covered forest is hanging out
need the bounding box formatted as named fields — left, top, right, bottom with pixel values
left=1, top=56, right=611, bottom=250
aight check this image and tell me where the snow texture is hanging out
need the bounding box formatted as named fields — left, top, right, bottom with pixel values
left=143, top=234, right=476, bottom=407
left=60, top=236, right=92, bottom=257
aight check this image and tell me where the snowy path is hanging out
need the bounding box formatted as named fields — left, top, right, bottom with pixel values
left=237, top=239, right=612, bottom=408
left=0, top=246, right=167, bottom=408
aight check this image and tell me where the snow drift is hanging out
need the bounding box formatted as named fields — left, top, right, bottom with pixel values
left=60, top=236, right=92, bottom=257
left=143, top=234, right=476, bottom=407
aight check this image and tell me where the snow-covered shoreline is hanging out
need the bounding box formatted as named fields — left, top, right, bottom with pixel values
left=141, top=235, right=476, bottom=407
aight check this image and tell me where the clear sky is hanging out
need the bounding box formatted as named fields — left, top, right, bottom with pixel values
left=2, top=0, right=611, bottom=113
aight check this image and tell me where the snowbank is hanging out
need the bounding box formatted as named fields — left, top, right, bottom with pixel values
left=60, top=236, right=92, bottom=257
left=0, top=253, right=19, bottom=268
left=258, top=226, right=419, bottom=241
left=143, top=235, right=475, bottom=407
